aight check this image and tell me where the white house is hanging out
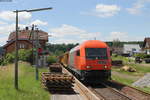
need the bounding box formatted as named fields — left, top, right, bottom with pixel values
left=123, top=44, right=141, bottom=56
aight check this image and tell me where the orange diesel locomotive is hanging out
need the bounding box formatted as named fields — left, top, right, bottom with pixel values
left=59, top=40, right=111, bottom=82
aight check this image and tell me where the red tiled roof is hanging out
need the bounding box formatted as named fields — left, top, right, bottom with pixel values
left=8, top=29, right=48, bottom=41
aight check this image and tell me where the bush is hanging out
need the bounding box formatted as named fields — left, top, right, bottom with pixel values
left=145, top=54, right=150, bottom=58
left=5, top=53, right=15, bottom=63
left=134, top=53, right=150, bottom=59
left=0, top=49, right=33, bottom=66
left=18, top=49, right=32, bottom=62
left=46, top=55, right=57, bottom=65
left=0, top=58, right=3, bottom=65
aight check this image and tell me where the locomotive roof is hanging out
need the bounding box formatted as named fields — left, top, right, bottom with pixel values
left=70, top=40, right=108, bottom=52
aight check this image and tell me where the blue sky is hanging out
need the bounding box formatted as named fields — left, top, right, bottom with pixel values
left=0, top=0, right=150, bottom=46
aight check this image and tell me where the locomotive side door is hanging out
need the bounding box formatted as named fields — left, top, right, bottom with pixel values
left=75, top=50, right=80, bottom=70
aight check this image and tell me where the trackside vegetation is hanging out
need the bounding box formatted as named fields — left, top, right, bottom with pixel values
left=0, top=62, right=49, bottom=100
left=111, top=55, right=150, bottom=93
left=0, top=49, right=57, bottom=66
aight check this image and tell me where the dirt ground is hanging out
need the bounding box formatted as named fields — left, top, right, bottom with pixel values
left=138, top=64, right=150, bottom=67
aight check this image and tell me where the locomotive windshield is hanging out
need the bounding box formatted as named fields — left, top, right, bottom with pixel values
left=85, top=48, right=108, bottom=60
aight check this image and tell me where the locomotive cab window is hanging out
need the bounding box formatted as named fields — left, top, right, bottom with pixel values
left=76, top=50, right=80, bottom=56
left=85, top=48, right=108, bottom=60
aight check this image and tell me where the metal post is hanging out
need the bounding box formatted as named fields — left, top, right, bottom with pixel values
left=14, top=10, right=19, bottom=89
left=31, top=25, right=35, bottom=65
left=35, top=28, right=39, bottom=80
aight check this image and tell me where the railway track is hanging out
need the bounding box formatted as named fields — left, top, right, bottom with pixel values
left=88, top=80, right=150, bottom=100
left=89, top=83, right=132, bottom=100
left=105, top=80, right=150, bottom=100
left=43, top=63, right=99, bottom=100
left=42, top=63, right=150, bottom=100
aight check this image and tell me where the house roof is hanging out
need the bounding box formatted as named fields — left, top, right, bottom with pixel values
left=143, top=37, right=150, bottom=49
left=3, top=39, right=32, bottom=49
left=8, top=29, right=48, bottom=41
left=123, top=44, right=141, bottom=53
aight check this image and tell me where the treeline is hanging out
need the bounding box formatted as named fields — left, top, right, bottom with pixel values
left=46, top=41, right=144, bottom=56
left=46, top=43, right=78, bottom=56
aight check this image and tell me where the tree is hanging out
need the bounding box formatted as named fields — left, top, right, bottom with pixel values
left=112, top=39, right=122, bottom=47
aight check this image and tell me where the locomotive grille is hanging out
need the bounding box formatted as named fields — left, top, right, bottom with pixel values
left=98, top=61, right=107, bottom=64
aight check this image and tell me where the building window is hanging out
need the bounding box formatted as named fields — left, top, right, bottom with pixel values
left=19, top=43, right=25, bottom=49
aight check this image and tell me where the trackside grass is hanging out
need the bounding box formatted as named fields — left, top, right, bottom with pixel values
left=111, top=55, right=150, bottom=93
left=112, top=75, right=150, bottom=93
left=0, top=62, right=49, bottom=100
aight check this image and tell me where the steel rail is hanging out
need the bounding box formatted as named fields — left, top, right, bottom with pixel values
left=107, top=80, right=150, bottom=100
left=101, top=82, right=132, bottom=100
left=62, top=66, right=100, bottom=100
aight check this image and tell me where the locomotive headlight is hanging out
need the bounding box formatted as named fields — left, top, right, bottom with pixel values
left=86, top=66, right=91, bottom=69
left=104, top=66, right=107, bottom=68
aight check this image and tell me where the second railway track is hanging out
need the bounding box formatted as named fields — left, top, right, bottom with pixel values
left=105, top=80, right=150, bottom=100
left=89, top=83, right=132, bottom=100
left=88, top=80, right=150, bottom=100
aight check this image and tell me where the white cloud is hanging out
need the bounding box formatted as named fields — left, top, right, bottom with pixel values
left=0, top=21, right=7, bottom=25
left=127, top=0, right=150, bottom=14
left=107, top=32, right=128, bottom=41
left=30, top=19, right=48, bottom=26
left=51, top=39, right=79, bottom=44
left=50, top=24, right=84, bottom=37
left=0, top=23, right=26, bottom=35
left=0, top=24, right=15, bottom=34
left=0, top=23, right=29, bottom=45
left=0, top=11, right=31, bottom=21
left=0, top=36, right=8, bottom=46
left=83, top=4, right=121, bottom=18
left=104, top=31, right=144, bottom=41
left=95, top=4, right=121, bottom=17
left=49, top=24, right=101, bottom=44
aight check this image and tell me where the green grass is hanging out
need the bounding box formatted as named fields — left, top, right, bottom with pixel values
left=111, top=55, right=132, bottom=64
left=111, top=55, right=150, bottom=93
left=112, top=55, right=150, bottom=76
left=112, top=75, right=134, bottom=86
left=0, top=62, right=49, bottom=100
left=136, top=87, right=150, bottom=93
left=112, top=63, right=150, bottom=77
left=112, top=75, right=150, bottom=93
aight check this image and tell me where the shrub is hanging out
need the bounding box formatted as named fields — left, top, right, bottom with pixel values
left=46, top=55, right=57, bottom=65
left=5, top=53, right=15, bottom=63
left=18, top=49, right=32, bottom=62
left=134, top=53, right=150, bottom=59
left=0, top=49, right=33, bottom=66
left=0, top=58, right=3, bottom=65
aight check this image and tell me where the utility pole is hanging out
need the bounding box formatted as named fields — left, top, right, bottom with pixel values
left=14, top=10, right=19, bottom=90
left=31, top=24, right=35, bottom=65
left=13, top=7, right=52, bottom=89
